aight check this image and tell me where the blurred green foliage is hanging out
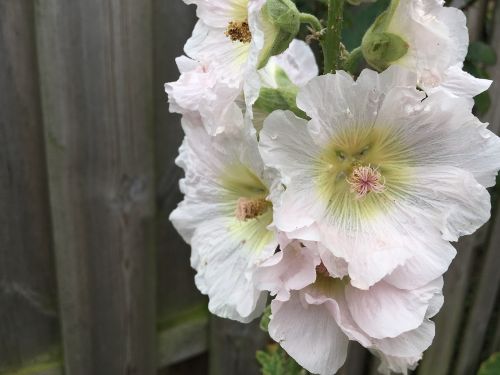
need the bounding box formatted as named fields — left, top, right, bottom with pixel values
left=464, top=41, right=497, bottom=116
left=478, top=352, right=500, bottom=375
left=257, top=344, right=310, bottom=375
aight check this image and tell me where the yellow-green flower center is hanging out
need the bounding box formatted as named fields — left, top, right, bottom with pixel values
left=315, top=126, right=412, bottom=228
left=220, top=164, right=274, bottom=252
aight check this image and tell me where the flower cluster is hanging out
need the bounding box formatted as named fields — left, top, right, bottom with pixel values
left=167, top=0, right=500, bottom=374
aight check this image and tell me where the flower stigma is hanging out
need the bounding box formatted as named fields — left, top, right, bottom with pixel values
left=347, top=164, right=386, bottom=199
left=225, top=20, right=252, bottom=43
left=235, top=197, right=270, bottom=221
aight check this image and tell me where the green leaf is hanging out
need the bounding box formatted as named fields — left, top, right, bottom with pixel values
left=478, top=352, right=500, bottom=375
left=256, top=344, right=309, bottom=375
left=260, top=304, right=272, bottom=332
left=467, top=41, right=497, bottom=66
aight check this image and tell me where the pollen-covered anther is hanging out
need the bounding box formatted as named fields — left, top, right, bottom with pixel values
left=347, top=165, right=386, bottom=199
left=225, top=20, right=252, bottom=43
left=235, top=197, right=269, bottom=221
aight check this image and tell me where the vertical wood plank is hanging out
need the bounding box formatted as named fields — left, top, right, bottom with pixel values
left=209, top=317, right=268, bottom=375
left=453, top=204, right=500, bottom=375
left=152, top=0, right=205, bottom=321
left=417, top=235, right=480, bottom=375
left=35, top=1, right=156, bottom=374
left=0, top=1, right=60, bottom=371
left=452, top=6, right=500, bottom=366
left=338, top=342, right=370, bottom=375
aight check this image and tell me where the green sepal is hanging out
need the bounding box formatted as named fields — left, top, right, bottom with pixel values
left=254, top=86, right=306, bottom=119
left=361, top=31, right=409, bottom=71
left=258, top=0, right=301, bottom=68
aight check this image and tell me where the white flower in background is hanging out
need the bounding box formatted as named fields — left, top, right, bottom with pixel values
left=255, top=241, right=443, bottom=375
left=259, top=66, right=500, bottom=290
left=362, top=0, right=491, bottom=98
left=184, top=0, right=300, bottom=117
left=170, top=115, right=278, bottom=322
left=165, top=56, right=244, bottom=135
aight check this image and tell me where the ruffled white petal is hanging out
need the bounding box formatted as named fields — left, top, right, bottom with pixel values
left=426, top=64, right=492, bottom=98
left=269, top=293, right=349, bottom=375
left=345, top=281, right=432, bottom=339
left=254, top=241, right=320, bottom=301
left=387, top=0, right=469, bottom=94
left=183, top=0, right=248, bottom=28
left=262, top=39, right=319, bottom=88
left=165, top=56, right=244, bottom=135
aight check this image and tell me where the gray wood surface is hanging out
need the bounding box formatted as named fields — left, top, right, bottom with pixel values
left=152, top=0, right=206, bottom=321
left=417, top=234, right=481, bottom=375
left=0, top=1, right=60, bottom=372
left=209, top=317, right=269, bottom=375
left=35, top=1, right=156, bottom=374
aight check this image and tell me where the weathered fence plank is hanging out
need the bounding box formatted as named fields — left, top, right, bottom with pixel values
left=417, top=234, right=481, bottom=375
left=152, top=1, right=210, bottom=370
left=452, top=4, right=500, bottom=372
left=338, top=342, right=370, bottom=375
left=35, top=1, right=156, bottom=374
left=152, top=0, right=206, bottom=323
left=454, top=205, right=500, bottom=375
left=0, top=1, right=60, bottom=373
left=209, top=317, right=268, bottom=375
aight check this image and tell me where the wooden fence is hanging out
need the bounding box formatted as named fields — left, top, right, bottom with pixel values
left=0, top=1, right=499, bottom=374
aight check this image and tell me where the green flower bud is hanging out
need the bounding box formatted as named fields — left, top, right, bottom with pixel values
left=253, top=67, right=307, bottom=132
left=361, top=31, right=409, bottom=71
left=258, top=0, right=301, bottom=69
left=361, top=0, right=409, bottom=71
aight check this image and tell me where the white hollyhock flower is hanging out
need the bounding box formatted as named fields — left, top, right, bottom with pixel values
left=378, top=0, right=491, bottom=97
left=255, top=241, right=442, bottom=375
left=170, top=115, right=278, bottom=322
left=259, top=66, right=500, bottom=290
left=184, top=0, right=271, bottom=115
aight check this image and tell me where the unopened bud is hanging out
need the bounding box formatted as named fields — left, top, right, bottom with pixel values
left=361, top=0, right=409, bottom=71
left=361, top=31, right=409, bottom=71
left=258, top=0, right=301, bottom=69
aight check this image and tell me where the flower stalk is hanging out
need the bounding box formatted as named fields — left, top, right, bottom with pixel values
left=323, top=0, right=345, bottom=73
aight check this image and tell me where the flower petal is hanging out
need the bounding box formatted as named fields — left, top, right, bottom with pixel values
left=269, top=293, right=349, bottom=375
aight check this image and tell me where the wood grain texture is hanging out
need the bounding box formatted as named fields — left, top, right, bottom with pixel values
left=337, top=342, right=370, bottom=375
left=486, top=0, right=500, bottom=135
left=454, top=2, right=500, bottom=375
left=35, top=1, right=156, bottom=374
left=157, top=305, right=209, bottom=367
left=417, top=234, right=480, bottom=375
left=209, top=317, right=268, bottom=375
left=0, top=0, right=60, bottom=371
left=454, top=206, right=500, bottom=374
left=152, top=0, right=206, bottom=320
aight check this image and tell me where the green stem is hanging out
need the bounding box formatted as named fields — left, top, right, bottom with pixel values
left=323, top=0, right=345, bottom=74
left=343, top=46, right=363, bottom=74
left=299, top=13, right=322, bottom=32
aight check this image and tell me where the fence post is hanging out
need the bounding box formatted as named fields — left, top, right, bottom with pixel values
left=0, top=1, right=60, bottom=372
left=35, top=1, right=156, bottom=374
